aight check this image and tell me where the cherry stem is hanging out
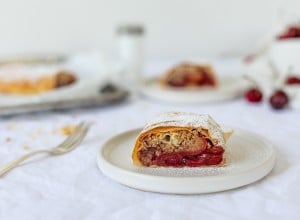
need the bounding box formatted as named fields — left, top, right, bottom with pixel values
left=267, top=60, right=280, bottom=80
left=243, top=75, right=259, bottom=88
left=287, top=65, right=294, bottom=76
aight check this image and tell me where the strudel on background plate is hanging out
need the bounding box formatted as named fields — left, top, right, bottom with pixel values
left=132, top=112, right=232, bottom=167
left=160, top=63, right=217, bottom=88
left=0, top=65, right=77, bottom=95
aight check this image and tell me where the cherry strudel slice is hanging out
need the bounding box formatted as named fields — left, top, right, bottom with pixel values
left=0, top=65, right=77, bottom=95
left=160, top=63, right=217, bottom=88
left=132, top=112, right=232, bottom=167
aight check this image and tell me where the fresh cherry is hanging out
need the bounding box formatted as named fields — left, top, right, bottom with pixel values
left=269, top=90, right=289, bottom=110
left=206, top=146, right=224, bottom=155
left=245, top=88, right=263, bottom=103
left=287, top=26, right=300, bottom=37
left=277, top=26, right=300, bottom=40
left=286, top=76, right=300, bottom=85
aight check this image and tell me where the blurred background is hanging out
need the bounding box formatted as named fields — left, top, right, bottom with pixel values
left=0, top=0, right=299, bottom=60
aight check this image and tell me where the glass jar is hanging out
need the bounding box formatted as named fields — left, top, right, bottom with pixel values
left=117, top=24, right=144, bottom=90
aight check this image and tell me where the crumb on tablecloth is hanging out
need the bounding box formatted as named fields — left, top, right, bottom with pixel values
left=6, top=124, right=14, bottom=130
left=60, top=125, right=76, bottom=136
left=29, top=128, right=42, bottom=139
left=5, top=137, right=11, bottom=142
left=22, top=146, right=29, bottom=150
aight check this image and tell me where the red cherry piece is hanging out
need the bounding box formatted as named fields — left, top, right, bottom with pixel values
left=205, top=154, right=223, bottom=165
left=156, top=153, right=184, bottom=167
left=277, top=26, right=300, bottom=40
left=286, top=76, right=300, bottom=85
left=269, top=90, right=289, bottom=110
left=288, top=27, right=300, bottom=37
left=167, top=76, right=188, bottom=87
left=245, top=88, right=263, bottom=103
left=185, top=157, right=206, bottom=167
left=277, top=34, right=289, bottom=40
left=206, top=146, right=224, bottom=155
left=194, top=74, right=207, bottom=85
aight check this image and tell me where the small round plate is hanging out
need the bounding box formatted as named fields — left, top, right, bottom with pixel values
left=97, top=127, right=276, bottom=194
left=140, top=76, right=250, bottom=104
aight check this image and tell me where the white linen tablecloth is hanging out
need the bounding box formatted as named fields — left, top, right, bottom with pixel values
left=0, top=59, right=299, bottom=220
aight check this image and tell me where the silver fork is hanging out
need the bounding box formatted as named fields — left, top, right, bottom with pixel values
left=0, top=122, right=90, bottom=177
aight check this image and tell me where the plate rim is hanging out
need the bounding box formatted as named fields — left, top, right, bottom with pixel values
left=140, top=75, right=250, bottom=104
left=97, top=127, right=276, bottom=194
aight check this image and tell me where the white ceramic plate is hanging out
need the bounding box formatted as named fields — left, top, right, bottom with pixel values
left=140, top=76, right=250, bottom=104
left=97, top=127, right=276, bottom=194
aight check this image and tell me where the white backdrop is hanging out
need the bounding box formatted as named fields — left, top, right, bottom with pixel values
left=0, top=0, right=299, bottom=59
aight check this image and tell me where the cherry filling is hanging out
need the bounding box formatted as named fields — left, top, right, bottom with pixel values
left=191, top=70, right=215, bottom=86
left=152, top=145, right=224, bottom=167
left=167, top=71, right=214, bottom=87
left=167, top=75, right=188, bottom=87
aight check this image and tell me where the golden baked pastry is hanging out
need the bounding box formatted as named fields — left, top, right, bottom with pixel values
left=0, top=65, right=77, bottom=95
left=132, top=112, right=232, bottom=167
left=160, top=63, right=217, bottom=88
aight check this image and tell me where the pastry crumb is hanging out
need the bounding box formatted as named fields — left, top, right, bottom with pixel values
left=5, top=137, right=11, bottom=142
left=60, top=125, right=76, bottom=136
left=6, top=124, right=14, bottom=130
left=22, top=146, right=29, bottom=150
left=29, top=129, right=42, bottom=138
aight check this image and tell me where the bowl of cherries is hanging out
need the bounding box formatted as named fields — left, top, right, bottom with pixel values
left=269, top=24, right=300, bottom=74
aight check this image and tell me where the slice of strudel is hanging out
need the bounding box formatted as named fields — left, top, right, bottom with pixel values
left=0, top=65, right=77, bottom=95
left=132, top=112, right=232, bottom=167
left=160, top=63, right=217, bottom=88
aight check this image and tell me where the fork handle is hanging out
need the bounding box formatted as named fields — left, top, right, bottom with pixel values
left=0, top=150, right=50, bottom=177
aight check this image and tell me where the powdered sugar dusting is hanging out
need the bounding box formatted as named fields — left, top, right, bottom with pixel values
left=0, top=64, right=63, bottom=82
left=141, top=111, right=226, bottom=146
left=137, top=166, right=227, bottom=177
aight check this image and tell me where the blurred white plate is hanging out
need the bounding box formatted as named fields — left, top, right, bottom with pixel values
left=97, top=127, right=276, bottom=194
left=140, top=76, right=250, bottom=104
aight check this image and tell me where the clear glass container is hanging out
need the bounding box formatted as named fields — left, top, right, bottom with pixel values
left=117, top=24, right=144, bottom=91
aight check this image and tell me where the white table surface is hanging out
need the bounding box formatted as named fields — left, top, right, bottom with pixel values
left=0, top=59, right=299, bottom=220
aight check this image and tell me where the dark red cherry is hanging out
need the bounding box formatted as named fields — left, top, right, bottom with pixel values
left=245, top=88, right=263, bottom=103
left=277, top=26, right=300, bottom=39
left=269, top=90, right=289, bottom=110
left=206, top=146, right=224, bottom=155
left=286, top=76, right=300, bottom=85
left=286, top=26, right=300, bottom=37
